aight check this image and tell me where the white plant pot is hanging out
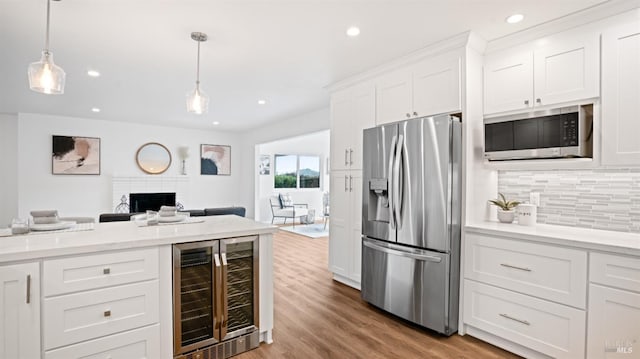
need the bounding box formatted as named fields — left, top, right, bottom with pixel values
left=497, top=209, right=515, bottom=223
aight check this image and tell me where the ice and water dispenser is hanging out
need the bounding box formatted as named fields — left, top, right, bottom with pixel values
left=367, top=178, right=390, bottom=223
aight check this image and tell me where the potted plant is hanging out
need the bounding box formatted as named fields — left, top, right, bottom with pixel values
left=489, top=193, right=521, bottom=223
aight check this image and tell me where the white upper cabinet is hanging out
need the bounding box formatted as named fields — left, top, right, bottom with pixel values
left=534, top=30, right=600, bottom=106
left=484, top=47, right=534, bottom=114
left=376, top=69, right=412, bottom=125
left=413, top=52, right=462, bottom=118
left=484, top=27, right=600, bottom=116
left=377, top=51, right=462, bottom=125
left=330, top=84, right=375, bottom=171
left=601, top=20, right=640, bottom=166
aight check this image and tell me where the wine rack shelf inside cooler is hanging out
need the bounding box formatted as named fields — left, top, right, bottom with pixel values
left=180, top=248, right=215, bottom=348
left=225, top=243, right=255, bottom=334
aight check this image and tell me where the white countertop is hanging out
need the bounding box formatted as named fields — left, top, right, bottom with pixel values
left=0, top=215, right=278, bottom=263
left=465, top=221, right=640, bottom=256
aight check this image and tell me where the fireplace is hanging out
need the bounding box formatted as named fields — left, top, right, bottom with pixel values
left=129, top=192, right=176, bottom=213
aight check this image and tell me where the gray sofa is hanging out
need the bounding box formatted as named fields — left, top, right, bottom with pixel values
left=99, top=206, right=246, bottom=223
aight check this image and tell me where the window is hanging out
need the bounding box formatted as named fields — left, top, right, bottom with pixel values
left=274, top=154, right=320, bottom=189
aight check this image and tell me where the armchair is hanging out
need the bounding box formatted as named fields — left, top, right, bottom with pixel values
left=269, top=195, right=309, bottom=228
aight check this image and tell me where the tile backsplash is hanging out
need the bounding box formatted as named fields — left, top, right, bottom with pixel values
left=498, top=169, right=640, bottom=233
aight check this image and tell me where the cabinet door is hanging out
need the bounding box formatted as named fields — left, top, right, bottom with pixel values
left=376, top=69, right=412, bottom=125
left=329, top=171, right=351, bottom=277
left=351, top=86, right=375, bottom=170
left=413, top=53, right=461, bottom=117
left=601, top=21, right=640, bottom=166
left=0, top=262, right=40, bottom=359
left=534, top=31, right=600, bottom=106
left=348, top=171, right=363, bottom=283
left=484, top=48, right=534, bottom=114
left=330, top=90, right=353, bottom=171
left=587, top=284, right=640, bottom=358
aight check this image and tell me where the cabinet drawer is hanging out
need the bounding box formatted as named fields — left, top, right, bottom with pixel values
left=43, top=247, right=159, bottom=296
left=44, top=280, right=159, bottom=350
left=464, top=233, right=587, bottom=308
left=45, top=324, right=160, bottom=359
left=590, top=252, right=640, bottom=293
left=464, top=280, right=586, bottom=359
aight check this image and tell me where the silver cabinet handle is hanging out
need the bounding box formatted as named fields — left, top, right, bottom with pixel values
left=363, top=240, right=442, bottom=263
left=500, top=263, right=532, bottom=272
left=349, top=148, right=354, bottom=165
left=344, top=149, right=349, bottom=166
left=344, top=175, right=348, bottom=192
left=524, top=100, right=529, bottom=105
left=413, top=111, right=418, bottom=116
left=26, top=274, right=31, bottom=304
left=536, top=98, right=541, bottom=104
left=349, top=175, right=353, bottom=192
left=500, top=313, right=530, bottom=325
left=103, top=268, right=110, bottom=275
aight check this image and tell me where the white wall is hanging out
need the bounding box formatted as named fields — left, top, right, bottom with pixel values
left=0, top=113, right=19, bottom=226
left=256, top=130, right=330, bottom=223
left=239, top=107, right=330, bottom=219
left=16, top=113, right=246, bottom=220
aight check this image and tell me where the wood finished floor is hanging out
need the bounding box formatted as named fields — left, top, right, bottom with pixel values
left=237, top=228, right=521, bottom=359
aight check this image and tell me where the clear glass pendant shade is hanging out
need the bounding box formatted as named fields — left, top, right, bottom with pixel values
left=28, top=51, right=65, bottom=95
left=186, top=86, right=209, bottom=114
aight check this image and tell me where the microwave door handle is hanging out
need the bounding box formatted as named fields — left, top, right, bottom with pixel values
left=393, top=134, right=404, bottom=228
left=388, top=135, right=397, bottom=229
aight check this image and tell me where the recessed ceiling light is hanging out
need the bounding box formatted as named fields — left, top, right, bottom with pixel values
left=87, top=70, right=100, bottom=77
left=91, top=107, right=100, bottom=113
left=212, top=121, right=220, bottom=125
left=258, top=100, right=267, bottom=105
left=346, top=26, right=360, bottom=37
left=506, top=14, right=524, bottom=24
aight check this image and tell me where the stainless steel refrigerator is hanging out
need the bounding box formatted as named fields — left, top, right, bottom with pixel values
left=361, top=114, right=461, bottom=335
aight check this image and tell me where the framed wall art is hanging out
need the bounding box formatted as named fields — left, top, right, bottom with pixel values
left=52, top=135, right=101, bottom=175
left=259, top=155, right=270, bottom=175
left=201, top=144, right=231, bottom=175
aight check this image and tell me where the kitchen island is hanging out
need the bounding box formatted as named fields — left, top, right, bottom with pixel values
left=0, top=215, right=277, bottom=359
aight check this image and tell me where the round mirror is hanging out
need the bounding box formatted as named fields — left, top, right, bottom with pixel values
left=136, top=142, right=172, bottom=174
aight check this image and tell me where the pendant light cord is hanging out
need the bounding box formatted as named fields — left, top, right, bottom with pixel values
left=44, top=0, right=51, bottom=52
left=195, top=39, right=201, bottom=90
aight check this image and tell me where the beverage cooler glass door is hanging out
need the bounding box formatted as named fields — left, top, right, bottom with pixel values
left=173, top=240, right=221, bottom=355
left=220, top=236, right=260, bottom=341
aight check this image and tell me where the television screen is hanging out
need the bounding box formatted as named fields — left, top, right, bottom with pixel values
left=129, top=192, right=176, bottom=213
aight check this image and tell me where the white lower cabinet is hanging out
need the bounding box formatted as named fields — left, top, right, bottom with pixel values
left=0, top=262, right=40, bottom=359
left=587, top=252, right=640, bottom=358
left=43, top=248, right=162, bottom=358
left=44, top=324, right=161, bottom=359
left=463, top=233, right=588, bottom=358
left=464, top=280, right=586, bottom=359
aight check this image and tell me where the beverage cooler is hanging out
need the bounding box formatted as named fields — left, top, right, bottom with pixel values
left=173, top=236, right=259, bottom=359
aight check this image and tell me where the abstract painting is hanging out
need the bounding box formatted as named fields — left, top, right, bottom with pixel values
left=52, top=135, right=101, bottom=175
left=259, top=155, right=270, bottom=175
left=201, top=144, right=231, bottom=175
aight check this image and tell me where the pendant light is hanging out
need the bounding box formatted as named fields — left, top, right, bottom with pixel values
left=186, top=32, right=209, bottom=114
left=28, top=0, right=66, bottom=95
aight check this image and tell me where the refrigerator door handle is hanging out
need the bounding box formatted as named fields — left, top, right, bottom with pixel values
left=220, top=252, right=228, bottom=339
left=393, top=134, right=404, bottom=228
left=388, top=135, right=397, bottom=229
left=363, top=240, right=442, bottom=263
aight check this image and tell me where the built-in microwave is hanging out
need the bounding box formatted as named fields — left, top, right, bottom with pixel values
left=483, top=104, right=593, bottom=161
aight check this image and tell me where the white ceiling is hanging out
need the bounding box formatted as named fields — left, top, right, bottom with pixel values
left=0, top=0, right=608, bottom=131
